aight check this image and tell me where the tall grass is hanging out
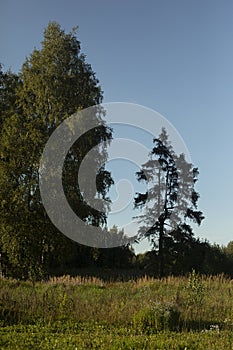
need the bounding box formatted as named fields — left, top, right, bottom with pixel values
left=0, top=273, right=233, bottom=330
left=1, top=274, right=233, bottom=349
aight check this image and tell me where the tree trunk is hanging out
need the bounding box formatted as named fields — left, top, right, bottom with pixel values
left=158, top=219, right=164, bottom=278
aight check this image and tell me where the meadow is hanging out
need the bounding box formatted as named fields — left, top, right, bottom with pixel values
left=1, top=272, right=233, bottom=349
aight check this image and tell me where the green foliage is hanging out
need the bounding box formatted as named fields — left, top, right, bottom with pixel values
left=1, top=322, right=233, bottom=350
left=0, top=274, right=231, bottom=327
left=133, top=301, right=180, bottom=333
left=0, top=22, right=112, bottom=280
left=0, top=65, right=19, bottom=126
left=185, top=269, right=206, bottom=306
left=1, top=275, right=233, bottom=349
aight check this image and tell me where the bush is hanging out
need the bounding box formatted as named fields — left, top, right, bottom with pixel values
left=133, top=301, right=180, bottom=334
left=185, top=269, right=206, bottom=306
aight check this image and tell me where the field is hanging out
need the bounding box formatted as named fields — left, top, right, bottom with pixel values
left=1, top=273, right=233, bottom=349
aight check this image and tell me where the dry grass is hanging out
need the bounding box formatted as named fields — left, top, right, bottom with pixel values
left=0, top=273, right=233, bottom=330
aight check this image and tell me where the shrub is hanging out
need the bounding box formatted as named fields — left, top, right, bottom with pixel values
left=186, top=269, right=206, bottom=306
left=133, top=301, right=180, bottom=334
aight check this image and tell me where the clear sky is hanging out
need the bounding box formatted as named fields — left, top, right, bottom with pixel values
left=1, top=0, right=233, bottom=252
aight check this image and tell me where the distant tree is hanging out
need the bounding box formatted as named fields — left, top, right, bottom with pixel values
left=224, top=241, right=233, bottom=259
left=95, top=225, right=135, bottom=269
left=133, top=250, right=158, bottom=276
left=0, top=22, right=113, bottom=280
left=224, top=242, right=233, bottom=276
left=134, top=128, right=204, bottom=277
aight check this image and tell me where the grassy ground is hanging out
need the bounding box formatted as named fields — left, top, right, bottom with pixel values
left=0, top=273, right=233, bottom=349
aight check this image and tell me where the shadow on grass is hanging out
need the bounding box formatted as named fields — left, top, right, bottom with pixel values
left=179, top=319, right=223, bottom=332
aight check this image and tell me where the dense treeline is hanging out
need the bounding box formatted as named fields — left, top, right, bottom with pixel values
left=0, top=22, right=232, bottom=281
left=135, top=239, right=233, bottom=277
left=1, top=229, right=233, bottom=280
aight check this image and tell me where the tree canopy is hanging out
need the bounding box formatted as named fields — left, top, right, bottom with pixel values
left=0, top=22, right=113, bottom=279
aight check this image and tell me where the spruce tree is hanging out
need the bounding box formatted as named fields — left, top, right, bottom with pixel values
left=134, top=128, right=204, bottom=277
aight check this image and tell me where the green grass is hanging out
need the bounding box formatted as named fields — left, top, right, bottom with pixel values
left=1, top=324, right=233, bottom=349
left=1, top=274, right=233, bottom=349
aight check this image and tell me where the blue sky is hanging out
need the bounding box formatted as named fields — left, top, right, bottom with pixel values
left=1, top=0, right=233, bottom=251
